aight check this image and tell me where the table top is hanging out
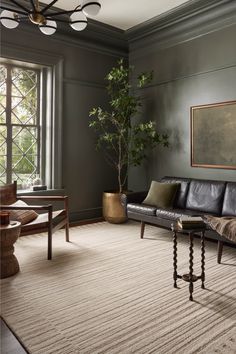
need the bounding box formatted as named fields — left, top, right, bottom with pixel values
left=171, top=223, right=206, bottom=233
left=0, top=221, right=21, bottom=230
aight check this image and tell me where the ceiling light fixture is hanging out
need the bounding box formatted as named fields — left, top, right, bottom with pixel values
left=0, top=0, right=101, bottom=35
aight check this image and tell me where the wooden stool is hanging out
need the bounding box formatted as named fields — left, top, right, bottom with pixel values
left=0, top=221, right=21, bottom=279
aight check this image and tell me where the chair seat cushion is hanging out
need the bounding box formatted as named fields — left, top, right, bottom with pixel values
left=21, top=210, right=65, bottom=232
left=9, top=200, right=38, bottom=225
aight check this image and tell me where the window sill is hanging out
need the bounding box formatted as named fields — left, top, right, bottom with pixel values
left=17, top=189, right=65, bottom=196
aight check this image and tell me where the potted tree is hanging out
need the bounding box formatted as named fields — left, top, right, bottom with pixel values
left=89, top=59, right=169, bottom=223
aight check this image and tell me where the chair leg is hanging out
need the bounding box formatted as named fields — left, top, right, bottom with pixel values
left=48, top=229, right=52, bottom=260
left=65, top=196, right=69, bottom=242
left=65, top=222, right=69, bottom=242
left=48, top=206, right=53, bottom=260
left=217, top=241, right=223, bottom=264
left=141, top=221, right=145, bottom=239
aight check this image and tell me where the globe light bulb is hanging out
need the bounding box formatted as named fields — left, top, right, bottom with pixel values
left=0, top=10, right=19, bottom=29
left=70, top=10, right=87, bottom=31
left=82, top=1, right=101, bottom=16
left=39, top=19, right=57, bottom=35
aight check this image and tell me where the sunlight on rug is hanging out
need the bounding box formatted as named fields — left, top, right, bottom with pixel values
left=1, top=221, right=236, bottom=354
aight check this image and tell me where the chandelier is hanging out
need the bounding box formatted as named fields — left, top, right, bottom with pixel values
left=0, top=0, right=101, bottom=35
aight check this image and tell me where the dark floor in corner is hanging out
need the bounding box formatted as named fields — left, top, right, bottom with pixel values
left=1, top=318, right=28, bottom=354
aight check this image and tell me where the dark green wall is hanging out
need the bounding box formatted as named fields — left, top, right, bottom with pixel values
left=128, top=1, right=236, bottom=190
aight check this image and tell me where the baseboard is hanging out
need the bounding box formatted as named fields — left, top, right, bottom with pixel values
left=69, top=217, right=105, bottom=227
left=69, top=208, right=102, bottom=223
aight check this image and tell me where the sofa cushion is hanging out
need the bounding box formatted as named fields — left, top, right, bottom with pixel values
left=186, top=179, right=225, bottom=215
left=143, top=181, right=179, bottom=208
left=127, top=203, right=157, bottom=216
left=222, top=182, right=236, bottom=216
left=161, top=177, right=190, bottom=209
left=155, top=208, right=206, bottom=221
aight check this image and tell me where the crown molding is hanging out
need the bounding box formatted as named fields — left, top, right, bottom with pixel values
left=1, top=21, right=128, bottom=58
left=57, top=19, right=128, bottom=56
left=126, top=0, right=236, bottom=44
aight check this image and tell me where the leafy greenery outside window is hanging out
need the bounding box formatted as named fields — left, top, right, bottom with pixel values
left=0, top=63, right=41, bottom=189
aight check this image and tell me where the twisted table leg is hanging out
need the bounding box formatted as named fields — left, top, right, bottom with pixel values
left=201, top=231, right=205, bottom=289
left=173, top=230, right=178, bottom=288
left=189, top=233, right=194, bottom=301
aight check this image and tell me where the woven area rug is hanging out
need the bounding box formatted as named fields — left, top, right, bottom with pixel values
left=1, top=221, right=236, bottom=354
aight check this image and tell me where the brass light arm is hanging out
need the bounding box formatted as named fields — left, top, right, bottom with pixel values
left=29, top=0, right=37, bottom=13
left=10, top=0, right=29, bottom=13
left=0, top=5, right=27, bottom=16
left=44, top=9, right=78, bottom=17
left=40, top=0, right=59, bottom=14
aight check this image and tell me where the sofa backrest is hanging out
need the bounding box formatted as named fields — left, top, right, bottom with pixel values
left=186, top=179, right=226, bottom=215
left=222, top=182, right=236, bottom=216
left=161, top=177, right=190, bottom=209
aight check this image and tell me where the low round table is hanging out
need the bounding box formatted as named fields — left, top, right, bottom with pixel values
left=0, top=221, right=21, bottom=279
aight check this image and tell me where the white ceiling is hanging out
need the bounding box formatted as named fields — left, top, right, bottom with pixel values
left=40, top=0, right=191, bottom=30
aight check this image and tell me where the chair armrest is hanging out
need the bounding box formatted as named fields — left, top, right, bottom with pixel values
left=0, top=204, right=52, bottom=211
left=120, top=191, right=148, bottom=208
left=18, top=196, right=68, bottom=201
left=18, top=195, right=69, bottom=212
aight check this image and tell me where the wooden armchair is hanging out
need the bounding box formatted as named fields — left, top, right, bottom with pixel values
left=0, top=182, right=69, bottom=260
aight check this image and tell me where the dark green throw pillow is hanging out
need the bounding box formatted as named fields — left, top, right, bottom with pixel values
left=143, top=181, right=179, bottom=208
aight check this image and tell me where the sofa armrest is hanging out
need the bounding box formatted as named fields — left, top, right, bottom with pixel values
left=121, top=191, right=148, bottom=208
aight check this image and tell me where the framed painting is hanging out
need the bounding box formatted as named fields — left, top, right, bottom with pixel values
left=191, top=100, right=236, bottom=170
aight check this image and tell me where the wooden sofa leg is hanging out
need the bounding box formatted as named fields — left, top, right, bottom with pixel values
left=141, top=221, right=145, bottom=239
left=217, top=241, right=223, bottom=264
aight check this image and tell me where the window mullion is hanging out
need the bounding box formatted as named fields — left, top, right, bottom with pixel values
left=6, top=65, right=12, bottom=184
left=36, top=70, right=41, bottom=180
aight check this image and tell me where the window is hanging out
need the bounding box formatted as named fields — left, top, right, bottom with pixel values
left=0, top=63, right=41, bottom=189
left=0, top=50, right=63, bottom=191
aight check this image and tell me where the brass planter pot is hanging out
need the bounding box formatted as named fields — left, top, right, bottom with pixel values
left=103, top=191, right=127, bottom=224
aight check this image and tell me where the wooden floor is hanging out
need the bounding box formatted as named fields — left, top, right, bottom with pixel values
left=1, top=318, right=28, bottom=354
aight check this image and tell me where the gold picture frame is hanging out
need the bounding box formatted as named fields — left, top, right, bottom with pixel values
left=191, top=100, right=236, bottom=170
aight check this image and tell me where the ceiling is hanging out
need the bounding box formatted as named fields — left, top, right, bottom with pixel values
left=40, top=0, right=192, bottom=30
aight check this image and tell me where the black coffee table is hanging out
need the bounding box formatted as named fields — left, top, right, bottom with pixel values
left=172, top=223, right=206, bottom=301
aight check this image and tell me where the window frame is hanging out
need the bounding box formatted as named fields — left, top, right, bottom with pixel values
left=0, top=62, right=41, bottom=186
left=0, top=46, right=63, bottom=190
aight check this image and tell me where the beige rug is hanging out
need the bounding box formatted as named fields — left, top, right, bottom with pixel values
left=1, top=221, right=236, bottom=354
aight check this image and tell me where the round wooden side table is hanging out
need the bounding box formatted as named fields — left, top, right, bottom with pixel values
left=0, top=221, right=21, bottom=279
left=172, top=224, right=206, bottom=301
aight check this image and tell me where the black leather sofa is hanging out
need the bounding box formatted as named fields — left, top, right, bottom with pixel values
left=121, top=176, right=236, bottom=263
